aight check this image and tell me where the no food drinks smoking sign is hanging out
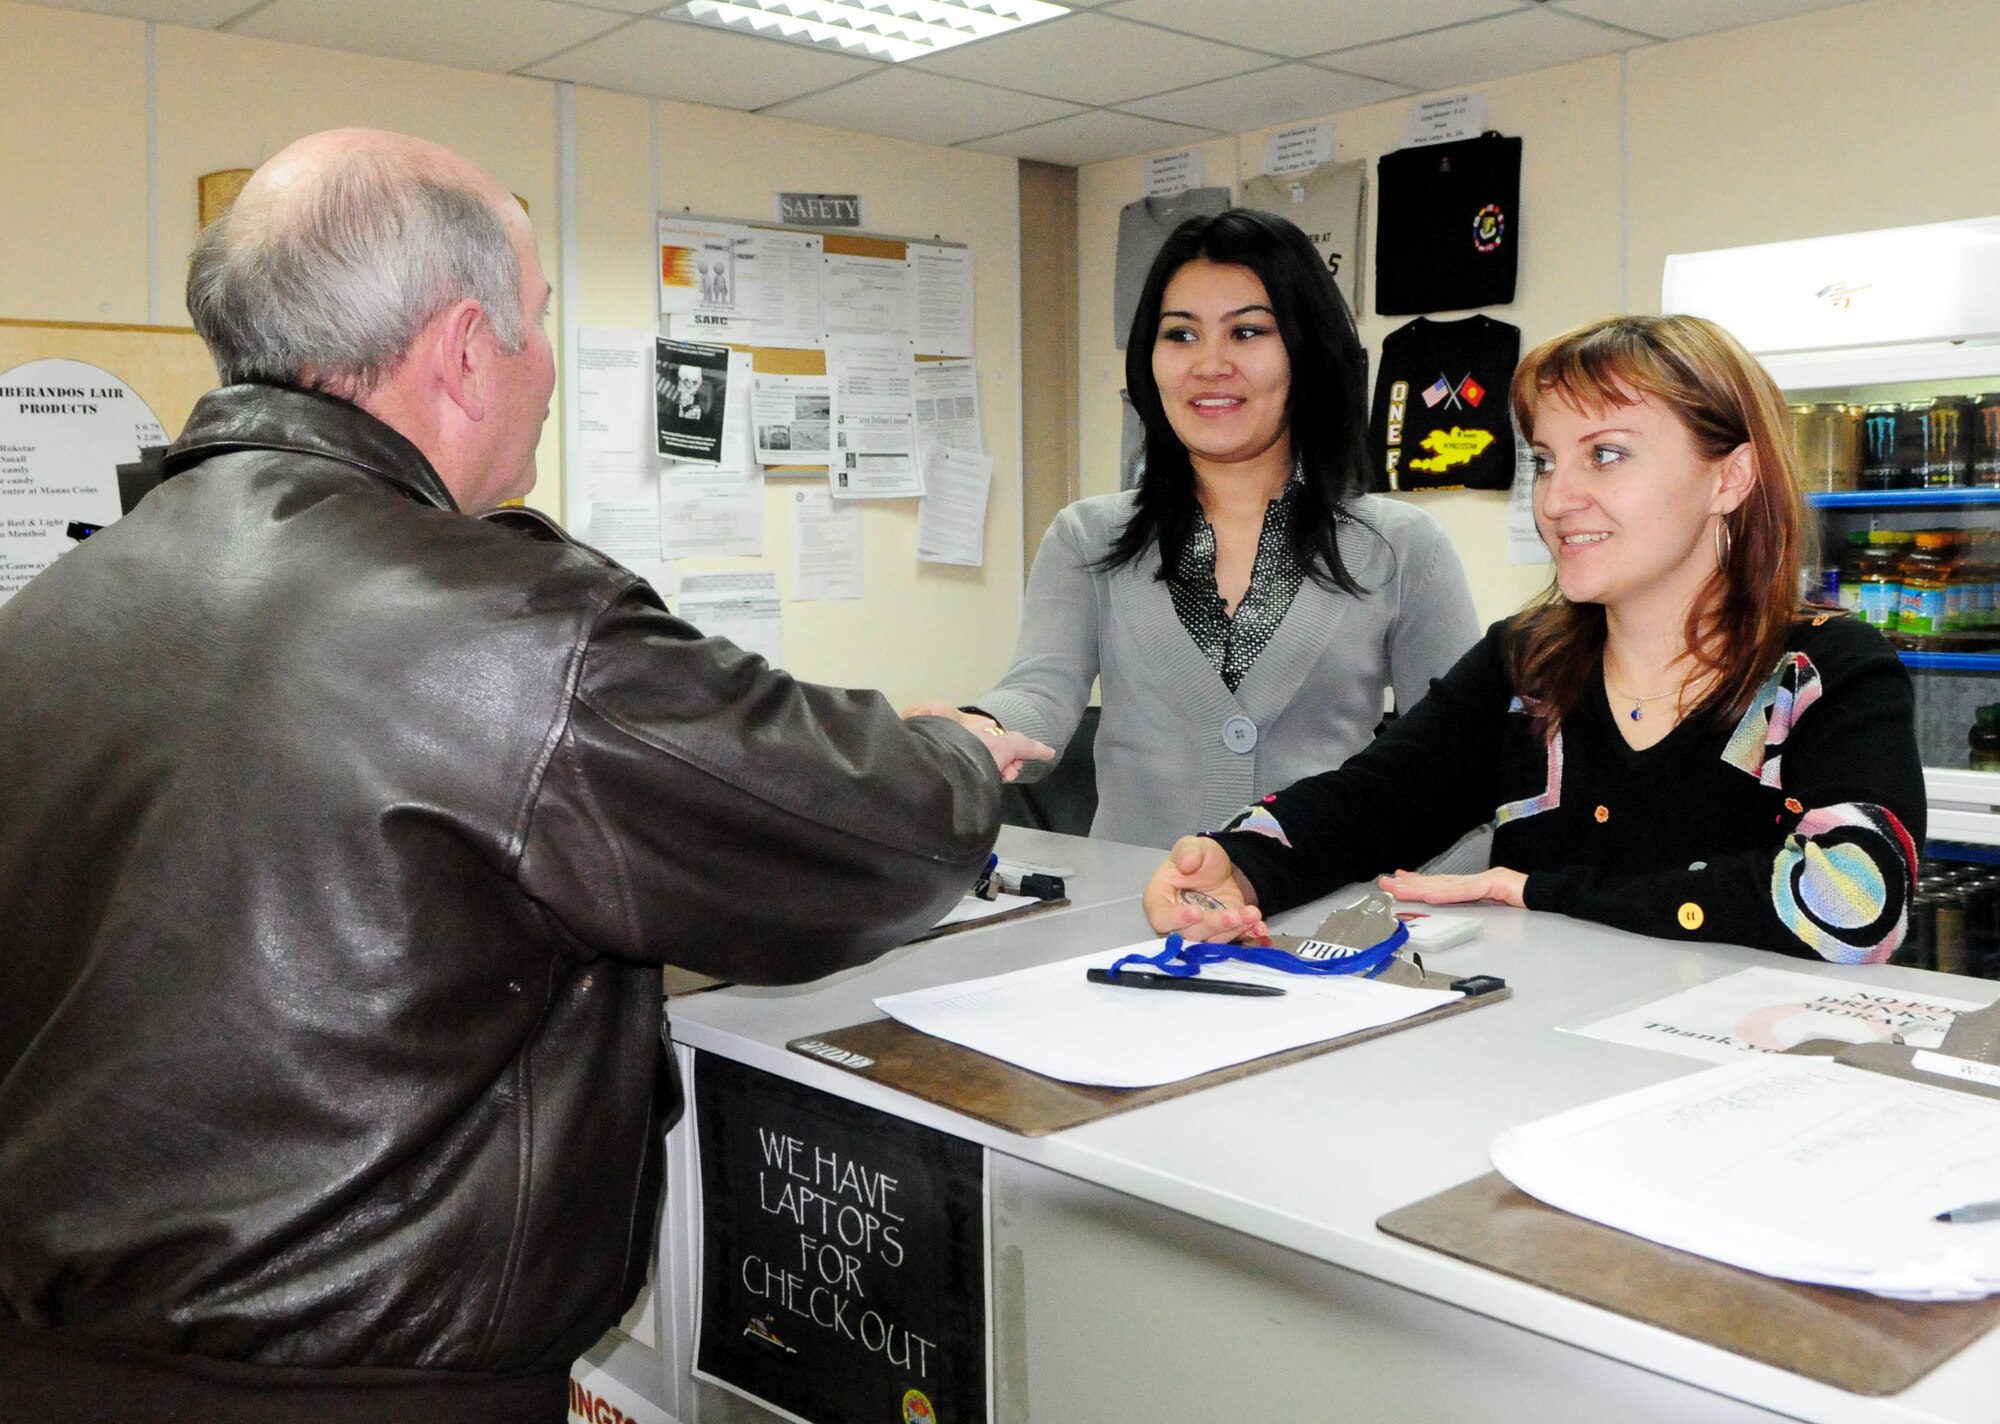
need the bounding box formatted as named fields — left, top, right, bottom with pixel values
left=693, top=1051, right=986, bottom=1424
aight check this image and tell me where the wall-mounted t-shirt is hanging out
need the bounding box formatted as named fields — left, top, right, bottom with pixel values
left=1113, top=186, right=1231, bottom=349
left=1368, top=315, right=1521, bottom=492
left=1374, top=133, right=1522, bottom=316
left=1240, top=161, right=1366, bottom=317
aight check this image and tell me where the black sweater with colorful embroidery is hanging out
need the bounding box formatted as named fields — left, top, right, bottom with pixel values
left=1212, top=616, right=1925, bottom=962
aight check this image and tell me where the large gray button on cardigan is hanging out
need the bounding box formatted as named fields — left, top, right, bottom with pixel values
left=977, top=490, right=1481, bottom=849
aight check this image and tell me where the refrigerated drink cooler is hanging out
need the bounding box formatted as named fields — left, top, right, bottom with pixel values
left=1668, top=217, right=2000, bottom=974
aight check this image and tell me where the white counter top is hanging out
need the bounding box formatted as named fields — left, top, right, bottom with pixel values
left=667, top=830, right=2000, bottom=1423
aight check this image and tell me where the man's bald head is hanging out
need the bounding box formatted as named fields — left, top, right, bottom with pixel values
left=188, top=128, right=528, bottom=399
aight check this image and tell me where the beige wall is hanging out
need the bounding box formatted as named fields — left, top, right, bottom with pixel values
left=0, top=0, right=1023, bottom=708
left=1077, top=0, right=2000, bottom=629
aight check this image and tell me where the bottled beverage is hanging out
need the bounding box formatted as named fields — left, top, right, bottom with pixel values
left=1972, top=704, right=2000, bottom=772
left=1897, top=531, right=1955, bottom=646
left=1837, top=531, right=1869, bottom=615
left=1856, top=530, right=1912, bottom=633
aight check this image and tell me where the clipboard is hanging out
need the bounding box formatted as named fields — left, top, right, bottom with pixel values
left=786, top=953, right=1510, bottom=1137
left=1376, top=1002, right=2000, bottom=1395
left=906, top=894, right=1070, bottom=943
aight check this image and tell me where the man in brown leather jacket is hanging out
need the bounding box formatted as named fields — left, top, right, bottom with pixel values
left=0, top=129, right=1046, bottom=1422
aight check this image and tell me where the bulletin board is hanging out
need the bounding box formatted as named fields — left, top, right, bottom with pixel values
left=0, top=317, right=217, bottom=441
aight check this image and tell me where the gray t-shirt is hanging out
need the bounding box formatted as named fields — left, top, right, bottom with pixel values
left=1113, top=186, right=1231, bottom=349
left=1240, top=161, right=1366, bottom=315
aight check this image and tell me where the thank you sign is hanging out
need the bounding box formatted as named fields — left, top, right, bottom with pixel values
left=694, top=1051, right=985, bottom=1424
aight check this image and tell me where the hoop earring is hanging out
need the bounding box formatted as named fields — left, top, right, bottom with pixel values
left=1714, top=517, right=1734, bottom=573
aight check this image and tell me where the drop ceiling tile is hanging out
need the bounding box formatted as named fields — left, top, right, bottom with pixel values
left=1324, top=7, right=1646, bottom=91
left=960, top=108, right=1216, bottom=166
left=913, top=11, right=1266, bottom=107
left=1106, top=0, right=1526, bottom=59
left=762, top=69, right=1082, bottom=146
left=21, top=0, right=264, bottom=22
left=525, top=15, right=881, bottom=106
left=1550, top=0, right=1858, bottom=41
left=227, top=0, right=628, bottom=73
left=564, top=0, right=684, bottom=12
left=1123, top=61, right=1408, bottom=131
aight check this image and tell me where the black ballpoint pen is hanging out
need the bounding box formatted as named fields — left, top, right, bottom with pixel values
left=1086, top=968, right=1286, bottom=998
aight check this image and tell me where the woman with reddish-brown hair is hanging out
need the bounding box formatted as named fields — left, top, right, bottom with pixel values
left=1143, top=313, right=1925, bottom=963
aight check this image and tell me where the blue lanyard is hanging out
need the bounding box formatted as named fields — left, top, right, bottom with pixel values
left=1108, top=922, right=1409, bottom=982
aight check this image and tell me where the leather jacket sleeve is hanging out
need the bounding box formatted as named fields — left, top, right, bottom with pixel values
left=515, top=586, right=1001, bottom=982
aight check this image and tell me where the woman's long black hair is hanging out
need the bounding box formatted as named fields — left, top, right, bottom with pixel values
left=1104, top=207, right=1373, bottom=593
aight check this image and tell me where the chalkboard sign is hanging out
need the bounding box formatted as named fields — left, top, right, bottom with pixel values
left=693, top=1051, right=986, bottom=1424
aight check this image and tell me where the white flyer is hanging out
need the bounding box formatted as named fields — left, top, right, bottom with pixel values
left=751, top=372, right=832, bottom=468
left=822, top=253, right=912, bottom=341
left=826, top=334, right=921, bottom=499
left=658, top=218, right=751, bottom=320
left=668, top=227, right=827, bottom=350
left=1563, top=966, right=1986, bottom=1065
left=1144, top=149, right=1202, bottom=197
left=1264, top=121, right=1334, bottom=176
left=788, top=488, right=862, bottom=600
left=1507, top=420, right=1550, bottom=565
left=917, top=447, right=993, bottom=567
left=575, top=327, right=653, bottom=455
left=908, top=242, right=974, bottom=359
left=578, top=451, right=672, bottom=589
left=748, top=229, right=826, bottom=350
left=0, top=358, right=165, bottom=605
left=661, top=351, right=762, bottom=559
left=1404, top=92, right=1487, bottom=148
left=677, top=569, right=783, bottom=669
left=912, top=358, right=983, bottom=478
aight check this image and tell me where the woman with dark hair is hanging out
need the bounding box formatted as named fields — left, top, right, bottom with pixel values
left=1146, top=313, right=1924, bottom=963
left=912, top=208, right=1478, bottom=848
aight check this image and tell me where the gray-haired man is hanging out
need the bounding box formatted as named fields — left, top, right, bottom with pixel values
left=0, top=129, right=1045, bottom=1422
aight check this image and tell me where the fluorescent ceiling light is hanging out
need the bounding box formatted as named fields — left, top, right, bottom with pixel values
left=673, top=0, right=1069, bottom=64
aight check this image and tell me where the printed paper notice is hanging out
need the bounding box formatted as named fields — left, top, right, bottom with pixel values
left=1563, top=966, right=1984, bottom=1065
left=0, top=358, right=164, bottom=605
left=656, top=337, right=732, bottom=465
left=918, top=448, right=993, bottom=567
left=822, top=253, right=911, bottom=341
left=668, top=227, right=825, bottom=350
left=1405, top=92, right=1486, bottom=148
left=908, top=242, right=974, bottom=359
left=789, top=488, right=862, bottom=600
left=574, top=328, right=674, bottom=591
left=661, top=351, right=762, bottom=559
left=658, top=218, right=751, bottom=319
left=1507, top=414, right=1549, bottom=565
left=913, top=358, right=983, bottom=478
left=1144, top=150, right=1202, bottom=197
left=826, top=335, right=921, bottom=499
left=752, top=373, right=832, bottom=468
left=678, top=569, right=782, bottom=669
left=1265, top=121, right=1333, bottom=176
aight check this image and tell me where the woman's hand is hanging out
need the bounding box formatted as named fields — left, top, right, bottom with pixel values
left=1143, top=836, right=1267, bottom=943
left=1378, top=866, right=1527, bottom=908
left=901, top=703, right=1052, bottom=782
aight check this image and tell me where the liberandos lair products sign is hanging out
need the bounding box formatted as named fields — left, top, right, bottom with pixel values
left=694, top=1051, right=985, bottom=1424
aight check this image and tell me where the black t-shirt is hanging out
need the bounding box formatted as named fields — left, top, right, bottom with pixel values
left=1368, top=315, right=1520, bottom=491
left=1374, top=132, right=1521, bottom=315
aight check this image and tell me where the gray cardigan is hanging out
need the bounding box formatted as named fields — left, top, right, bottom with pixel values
left=978, top=491, right=1480, bottom=849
